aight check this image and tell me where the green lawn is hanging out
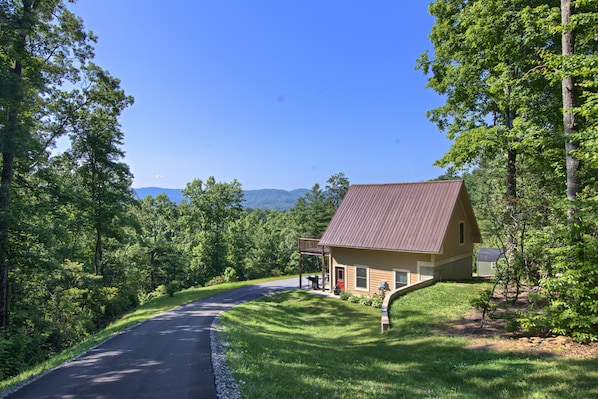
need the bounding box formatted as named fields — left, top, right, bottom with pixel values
left=220, top=281, right=598, bottom=399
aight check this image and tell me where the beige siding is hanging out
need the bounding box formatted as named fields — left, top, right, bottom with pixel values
left=434, top=197, right=474, bottom=280
left=437, top=256, right=473, bottom=280
left=330, top=247, right=432, bottom=295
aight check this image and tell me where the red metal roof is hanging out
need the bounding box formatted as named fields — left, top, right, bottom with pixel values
left=318, top=180, right=481, bottom=253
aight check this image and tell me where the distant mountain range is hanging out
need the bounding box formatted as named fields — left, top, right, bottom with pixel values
left=134, top=187, right=309, bottom=211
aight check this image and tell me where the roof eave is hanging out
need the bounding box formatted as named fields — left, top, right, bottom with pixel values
left=324, top=243, right=442, bottom=255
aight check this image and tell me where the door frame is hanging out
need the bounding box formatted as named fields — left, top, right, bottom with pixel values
left=335, top=266, right=346, bottom=291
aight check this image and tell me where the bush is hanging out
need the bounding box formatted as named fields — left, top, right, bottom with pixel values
left=0, top=327, right=49, bottom=380
left=270, top=268, right=283, bottom=277
left=140, top=285, right=168, bottom=303
left=166, top=280, right=181, bottom=297
left=224, top=267, right=239, bottom=283
left=371, top=293, right=384, bottom=308
left=340, top=292, right=383, bottom=308
left=469, top=288, right=496, bottom=323
left=359, top=295, right=373, bottom=306
left=206, top=276, right=226, bottom=286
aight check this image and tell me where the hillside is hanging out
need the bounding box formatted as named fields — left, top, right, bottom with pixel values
left=133, top=187, right=308, bottom=211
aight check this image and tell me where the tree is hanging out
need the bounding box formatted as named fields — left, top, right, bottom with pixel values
left=561, top=0, right=580, bottom=224
left=0, top=0, right=95, bottom=328
left=418, top=0, right=562, bottom=291
left=325, top=172, right=350, bottom=209
left=526, top=0, right=598, bottom=342
left=554, top=0, right=598, bottom=225
left=66, top=64, right=134, bottom=276
left=130, top=194, right=183, bottom=292
left=181, top=177, right=243, bottom=285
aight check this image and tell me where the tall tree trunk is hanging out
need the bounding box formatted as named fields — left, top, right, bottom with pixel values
left=562, top=0, right=580, bottom=224
left=504, top=106, right=518, bottom=301
left=0, top=54, right=23, bottom=328
left=95, top=229, right=102, bottom=276
left=0, top=150, right=14, bottom=328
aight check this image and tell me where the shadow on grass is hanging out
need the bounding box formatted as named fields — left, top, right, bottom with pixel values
left=222, top=291, right=598, bottom=399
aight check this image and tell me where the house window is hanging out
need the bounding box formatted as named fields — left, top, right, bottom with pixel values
left=419, top=265, right=434, bottom=282
left=394, top=269, right=409, bottom=289
left=355, top=265, right=368, bottom=291
left=459, top=221, right=465, bottom=245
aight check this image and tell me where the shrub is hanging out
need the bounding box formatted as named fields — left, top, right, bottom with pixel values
left=0, top=327, right=49, bottom=380
left=206, top=276, right=226, bottom=286
left=359, top=295, right=373, bottom=306
left=371, top=293, right=384, bottom=308
left=469, top=288, right=496, bottom=324
left=166, top=280, right=181, bottom=297
left=224, top=267, right=239, bottom=283
left=348, top=294, right=360, bottom=303
left=340, top=291, right=351, bottom=301
left=271, top=268, right=283, bottom=277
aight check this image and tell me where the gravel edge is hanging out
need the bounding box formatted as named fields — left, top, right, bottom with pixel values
left=211, top=314, right=241, bottom=399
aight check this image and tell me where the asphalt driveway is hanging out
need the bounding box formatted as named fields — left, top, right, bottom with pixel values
left=4, top=278, right=298, bottom=399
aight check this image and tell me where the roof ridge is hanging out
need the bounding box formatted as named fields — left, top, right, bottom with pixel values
left=350, top=180, right=463, bottom=187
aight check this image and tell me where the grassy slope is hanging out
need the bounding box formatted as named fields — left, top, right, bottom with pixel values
left=221, top=281, right=598, bottom=399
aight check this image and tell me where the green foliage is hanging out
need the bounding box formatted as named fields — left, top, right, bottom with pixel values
left=0, top=327, right=48, bottom=382
left=371, top=293, right=384, bottom=309
left=339, top=292, right=383, bottom=308
left=358, top=295, right=373, bottom=306
left=205, top=275, right=227, bottom=286
left=223, top=267, right=239, bottom=283
left=469, top=288, right=497, bottom=323
left=339, top=291, right=351, bottom=301
left=424, top=0, right=598, bottom=343
left=166, top=280, right=181, bottom=297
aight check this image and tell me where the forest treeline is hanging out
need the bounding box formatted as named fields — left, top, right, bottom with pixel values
left=420, top=0, right=598, bottom=343
left=1, top=0, right=597, bottom=382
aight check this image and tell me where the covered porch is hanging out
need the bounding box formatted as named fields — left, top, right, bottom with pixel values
left=297, top=237, right=330, bottom=292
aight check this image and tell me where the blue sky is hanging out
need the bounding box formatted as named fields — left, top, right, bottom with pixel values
left=68, top=1, right=448, bottom=190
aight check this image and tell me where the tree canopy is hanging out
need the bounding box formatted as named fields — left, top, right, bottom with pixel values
left=421, top=0, right=598, bottom=342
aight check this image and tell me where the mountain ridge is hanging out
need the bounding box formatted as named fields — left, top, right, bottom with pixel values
left=133, top=187, right=309, bottom=211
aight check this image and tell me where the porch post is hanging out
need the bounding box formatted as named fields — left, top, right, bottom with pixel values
left=298, top=238, right=302, bottom=289
left=321, top=246, right=326, bottom=292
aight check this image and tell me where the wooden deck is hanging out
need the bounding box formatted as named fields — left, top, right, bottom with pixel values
left=297, top=237, right=329, bottom=291
left=298, top=237, right=329, bottom=256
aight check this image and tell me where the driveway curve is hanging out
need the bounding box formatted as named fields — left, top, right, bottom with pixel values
left=4, top=278, right=298, bottom=399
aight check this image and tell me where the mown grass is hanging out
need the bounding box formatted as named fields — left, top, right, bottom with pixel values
left=220, top=281, right=598, bottom=399
left=0, top=276, right=289, bottom=394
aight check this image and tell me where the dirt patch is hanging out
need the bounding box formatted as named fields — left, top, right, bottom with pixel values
left=434, top=287, right=598, bottom=359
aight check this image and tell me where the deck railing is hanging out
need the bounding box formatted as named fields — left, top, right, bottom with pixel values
left=297, top=237, right=322, bottom=253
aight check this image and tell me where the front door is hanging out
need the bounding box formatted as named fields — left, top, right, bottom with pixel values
left=335, top=267, right=345, bottom=290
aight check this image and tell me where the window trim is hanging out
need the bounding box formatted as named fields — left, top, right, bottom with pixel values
left=417, top=262, right=435, bottom=282
left=393, top=268, right=410, bottom=290
left=459, top=221, right=465, bottom=245
left=354, top=265, right=369, bottom=292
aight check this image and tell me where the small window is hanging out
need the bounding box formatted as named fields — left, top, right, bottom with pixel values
left=419, top=266, right=434, bottom=282
left=355, top=266, right=368, bottom=290
left=394, top=270, right=409, bottom=289
left=459, top=221, right=465, bottom=245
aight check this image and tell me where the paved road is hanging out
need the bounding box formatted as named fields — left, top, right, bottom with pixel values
left=4, top=278, right=299, bottom=399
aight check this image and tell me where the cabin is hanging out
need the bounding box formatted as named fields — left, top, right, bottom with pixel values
left=476, top=248, right=505, bottom=277
left=318, top=180, right=481, bottom=296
